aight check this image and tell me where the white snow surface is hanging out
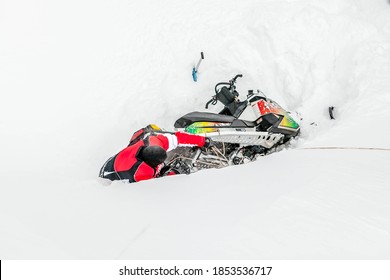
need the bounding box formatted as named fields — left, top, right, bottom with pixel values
left=1, top=0, right=390, bottom=259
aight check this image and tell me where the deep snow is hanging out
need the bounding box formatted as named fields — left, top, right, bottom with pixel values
left=0, top=0, right=390, bottom=259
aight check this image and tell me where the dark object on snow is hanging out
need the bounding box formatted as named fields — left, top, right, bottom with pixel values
left=329, top=106, right=335, bottom=120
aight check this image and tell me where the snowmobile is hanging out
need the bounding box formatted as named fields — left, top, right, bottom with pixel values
left=163, top=74, right=300, bottom=175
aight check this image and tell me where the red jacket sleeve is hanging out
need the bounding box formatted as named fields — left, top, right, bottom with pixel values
left=147, top=132, right=205, bottom=152
left=175, top=131, right=205, bottom=147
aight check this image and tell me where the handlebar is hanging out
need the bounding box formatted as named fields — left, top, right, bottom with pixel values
left=205, top=97, right=217, bottom=109
left=206, top=74, right=243, bottom=108
left=214, top=82, right=230, bottom=95
left=229, top=74, right=243, bottom=90
left=232, top=74, right=243, bottom=82
left=214, top=74, right=243, bottom=94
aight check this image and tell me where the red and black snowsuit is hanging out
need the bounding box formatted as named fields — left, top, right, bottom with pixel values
left=99, top=131, right=206, bottom=183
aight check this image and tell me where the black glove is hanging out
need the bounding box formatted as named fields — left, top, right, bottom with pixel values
left=203, top=137, right=214, bottom=148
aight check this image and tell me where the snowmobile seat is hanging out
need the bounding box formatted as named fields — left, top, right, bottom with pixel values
left=174, top=111, right=235, bottom=128
left=231, top=119, right=256, bottom=127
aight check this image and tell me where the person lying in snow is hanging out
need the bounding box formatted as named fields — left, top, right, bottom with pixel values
left=99, top=124, right=212, bottom=183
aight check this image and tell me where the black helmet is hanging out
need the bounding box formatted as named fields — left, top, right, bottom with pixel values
left=139, top=146, right=167, bottom=167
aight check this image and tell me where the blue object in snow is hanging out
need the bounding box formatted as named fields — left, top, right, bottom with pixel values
left=192, top=52, right=204, bottom=82
left=192, top=67, right=198, bottom=82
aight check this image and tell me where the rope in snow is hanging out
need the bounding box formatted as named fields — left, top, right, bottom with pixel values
left=300, top=147, right=390, bottom=152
